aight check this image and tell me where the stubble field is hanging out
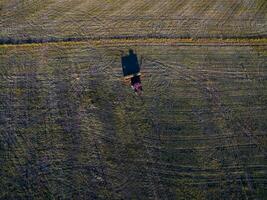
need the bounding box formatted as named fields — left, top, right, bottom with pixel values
left=1, top=0, right=266, bottom=42
left=1, top=41, right=266, bottom=199
left=0, top=0, right=267, bottom=199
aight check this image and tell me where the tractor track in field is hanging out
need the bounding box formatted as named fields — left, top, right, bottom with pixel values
left=141, top=56, right=265, bottom=198
left=1, top=41, right=266, bottom=199
left=1, top=0, right=266, bottom=198
left=81, top=46, right=266, bottom=198
left=149, top=57, right=266, bottom=152
left=2, top=0, right=266, bottom=44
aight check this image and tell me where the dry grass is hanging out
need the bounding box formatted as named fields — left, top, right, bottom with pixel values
left=1, top=0, right=267, bottom=199
left=1, top=0, right=266, bottom=41
left=0, top=42, right=266, bottom=199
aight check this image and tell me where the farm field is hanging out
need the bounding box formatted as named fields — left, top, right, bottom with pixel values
left=1, top=0, right=267, bottom=42
left=0, top=41, right=266, bottom=199
left=1, top=0, right=267, bottom=199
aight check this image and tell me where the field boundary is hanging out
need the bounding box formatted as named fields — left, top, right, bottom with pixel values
left=1, top=37, right=267, bottom=48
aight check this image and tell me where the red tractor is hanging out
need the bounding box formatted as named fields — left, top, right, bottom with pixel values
left=121, top=49, right=143, bottom=95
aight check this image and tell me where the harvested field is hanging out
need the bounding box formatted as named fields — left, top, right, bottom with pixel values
left=1, top=0, right=267, bottom=42
left=0, top=41, right=266, bottom=199
left=0, top=0, right=267, bottom=199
